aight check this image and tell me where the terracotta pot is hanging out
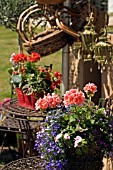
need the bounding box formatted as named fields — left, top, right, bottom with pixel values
left=16, top=88, right=25, bottom=107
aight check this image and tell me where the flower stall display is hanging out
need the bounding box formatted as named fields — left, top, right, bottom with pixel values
left=8, top=52, right=62, bottom=109
left=35, top=83, right=113, bottom=170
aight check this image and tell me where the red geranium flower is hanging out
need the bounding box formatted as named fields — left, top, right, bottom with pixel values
left=27, top=52, right=41, bottom=62
left=54, top=71, right=62, bottom=78
left=46, top=74, right=51, bottom=80
left=13, top=53, right=27, bottom=63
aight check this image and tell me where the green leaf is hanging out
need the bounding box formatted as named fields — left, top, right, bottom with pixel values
left=64, top=115, right=69, bottom=121
left=81, top=145, right=88, bottom=153
left=90, top=119, right=95, bottom=124
left=75, top=148, right=82, bottom=155
left=8, top=68, right=13, bottom=75
left=75, top=124, right=87, bottom=132
left=69, top=116, right=76, bottom=122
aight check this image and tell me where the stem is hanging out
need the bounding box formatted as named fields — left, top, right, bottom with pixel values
left=89, top=96, right=92, bottom=102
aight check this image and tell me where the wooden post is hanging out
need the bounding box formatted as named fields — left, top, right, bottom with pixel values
left=69, top=46, right=101, bottom=103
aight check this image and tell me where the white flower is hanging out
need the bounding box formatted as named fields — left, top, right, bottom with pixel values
left=54, top=133, right=62, bottom=142
left=64, top=133, right=70, bottom=140
left=74, top=136, right=82, bottom=148
left=74, top=141, right=79, bottom=148
left=74, top=136, right=82, bottom=143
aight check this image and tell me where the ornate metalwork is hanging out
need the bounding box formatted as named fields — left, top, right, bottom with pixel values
left=94, top=27, right=113, bottom=72
left=2, top=156, right=46, bottom=170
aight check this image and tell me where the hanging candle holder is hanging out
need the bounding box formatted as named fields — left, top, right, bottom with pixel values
left=80, top=12, right=97, bottom=61
left=94, top=27, right=113, bottom=72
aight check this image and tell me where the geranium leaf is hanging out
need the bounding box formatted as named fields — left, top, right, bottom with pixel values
left=8, top=68, right=13, bottom=75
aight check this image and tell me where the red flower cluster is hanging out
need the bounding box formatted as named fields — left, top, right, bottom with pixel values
left=51, top=71, right=62, bottom=90
left=27, top=52, right=41, bottom=62
left=9, top=52, right=62, bottom=95
left=38, top=68, right=62, bottom=91
left=54, top=71, right=62, bottom=78
left=13, top=53, right=27, bottom=63
left=13, top=52, right=40, bottom=63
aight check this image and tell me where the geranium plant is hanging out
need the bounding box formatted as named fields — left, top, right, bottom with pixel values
left=35, top=83, right=113, bottom=170
left=8, top=52, right=62, bottom=96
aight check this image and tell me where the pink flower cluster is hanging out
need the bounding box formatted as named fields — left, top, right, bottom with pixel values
left=35, top=93, right=62, bottom=110
left=63, top=89, right=85, bottom=107
left=83, top=82, right=97, bottom=94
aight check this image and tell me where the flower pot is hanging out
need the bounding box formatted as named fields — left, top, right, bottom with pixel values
left=30, top=91, right=44, bottom=110
left=64, top=149, right=103, bottom=170
left=16, top=88, right=25, bottom=107
left=64, top=160, right=103, bottom=170
left=23, top=93, right=32, bottom=109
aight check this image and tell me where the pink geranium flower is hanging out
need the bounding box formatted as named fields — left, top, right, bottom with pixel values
left=63, top=89, right=85, bottom=107
left=35, top=93, right=62, bottom=110
left=83, top=83, right=97, bottom=93
left=45, top=93, right=62, bottom=108
left=35, top=97, right=48, bottom=110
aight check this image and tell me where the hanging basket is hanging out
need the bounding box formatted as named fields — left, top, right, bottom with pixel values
left=23, top=29, right=68, bottom=56
left=36, top=0, right=66, bottom=4
left=17, top=4, right=68, bottom=56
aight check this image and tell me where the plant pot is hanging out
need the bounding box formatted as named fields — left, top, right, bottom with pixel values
left=30, top=91, right=44, bottom=110
left=64, top=160, right=103, bottom=170
left=64, top=149, right=104, bottom=170
left=16, top=88, right=25, bottom=107
left=23, top=93, right=32, bottom=109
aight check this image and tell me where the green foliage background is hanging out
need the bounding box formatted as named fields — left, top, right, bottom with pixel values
left=0, top=26, right=62, bottom=102
left=0, top=0, right=36, bottom=30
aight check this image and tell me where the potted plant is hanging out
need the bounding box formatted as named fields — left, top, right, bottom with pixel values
left=34, top=83, right=113, bottom=170
left=8, top=52, right=62, bottom=109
